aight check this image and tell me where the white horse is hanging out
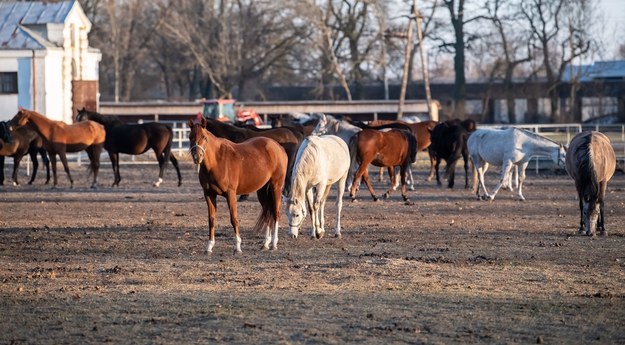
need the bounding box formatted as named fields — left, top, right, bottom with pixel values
left=286, top=135, right=350, bottom=239
left=468, top=128, right=566, bottom=201
left=311, top=114, right=361, bottom=188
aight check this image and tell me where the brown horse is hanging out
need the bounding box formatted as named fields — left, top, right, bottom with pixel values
left=369, top=120, right=439, bottom=182
left=0, top=121, right=50, bottom=185
left=9, top=107, right=105, bottom=188
left=76, top=108, right=182, bottom=187
left=202, top=117, right=301, bottom=195
left=188, top=116, right=288, bottom=254
left=565, top=131, right=616, bottom=236
left=349, top=129, right=417, bottom=202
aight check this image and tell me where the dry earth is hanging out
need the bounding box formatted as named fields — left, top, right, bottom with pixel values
left=1, top=161, right=624, bottom=344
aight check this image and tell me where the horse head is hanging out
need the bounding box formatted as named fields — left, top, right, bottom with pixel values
left=188, top=115, right=208, bottom=164
left=76, top=107, right=89, bottom=122
left=286, top=197, right=306, bottom=239
left=9, top=107, right=29, bottom=130
left=0, top=121, right=12, bottom=144
left=311, top=114, right=329, bottom=136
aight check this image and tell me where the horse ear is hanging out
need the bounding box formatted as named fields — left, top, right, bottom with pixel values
left=188, top=118, right=195, bottom=127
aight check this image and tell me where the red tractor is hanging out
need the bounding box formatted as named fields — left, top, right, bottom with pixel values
left=200, top=99, right=262, bottom=126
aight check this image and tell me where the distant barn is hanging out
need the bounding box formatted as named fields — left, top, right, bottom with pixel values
left=0, top=0, right=101, bottom=123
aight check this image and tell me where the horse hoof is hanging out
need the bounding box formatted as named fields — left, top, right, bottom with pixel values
left=383, top=193, right=389, bottom=199
left=598, top=231, right=607, bottom=237
left=351, top=198, right=358, bottom=203
left=334, top=233, right=341, bottom=238
left=233, top=249, right=243, bottom=255
left=316, top=231, right=325, bottom=239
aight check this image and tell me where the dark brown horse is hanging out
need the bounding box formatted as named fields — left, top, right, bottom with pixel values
left=76, top=108, right=182, bottom=187
left=565, top=131, right=615, bottom=236
left=202, top=117, right=301, bottom=195
left=10, top=108, right=105, bottom=188
left=0, top=121, right=50, bottom=185
left=428, top=120, right=472, bottom=189
left=349, top=129, right=417, bottom=202
left=188, top=116, right=288, bottom=254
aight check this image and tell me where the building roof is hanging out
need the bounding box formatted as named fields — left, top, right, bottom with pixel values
left=562, top=60, right=625, bottom=82
left=0, top=0, right=75, bottom=49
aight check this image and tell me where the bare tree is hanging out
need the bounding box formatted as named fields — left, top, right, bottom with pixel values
left=521, top=0, right=594, bottom=122
left=163, top=0, right=308, bottom=100
left=484, top=0, right=533, bottom=123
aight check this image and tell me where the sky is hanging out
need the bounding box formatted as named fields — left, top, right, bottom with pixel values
left=598, top=0, right=625, bottom=58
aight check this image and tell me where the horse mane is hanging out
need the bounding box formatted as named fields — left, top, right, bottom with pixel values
left=289, top=138, right=318, bottom=200
left=78, top=109, right=124, bottom=127
left=516, top=128, right=561, bottom=146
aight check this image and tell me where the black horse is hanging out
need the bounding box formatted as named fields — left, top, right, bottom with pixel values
left=0, top=121, right=50, bottom=185
left=429, top=120, right=473, bottom=189
left=76, top=108, right=182, bottom=187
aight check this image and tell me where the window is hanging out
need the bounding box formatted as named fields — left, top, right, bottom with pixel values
left=0, top=72, right=18, bottom=94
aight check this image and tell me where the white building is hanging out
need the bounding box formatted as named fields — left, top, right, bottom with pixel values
left=0, top=0, right=101, bottom=123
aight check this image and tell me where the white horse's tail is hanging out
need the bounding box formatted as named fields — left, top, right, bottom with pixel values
left=471, top=157, right=478, bottom=194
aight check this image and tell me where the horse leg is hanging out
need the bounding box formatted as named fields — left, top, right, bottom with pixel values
left=463, top=152, right=470, bottom=189
left=361, top=169, right=378, bottom=202
left=378, top=166, right=384, bottom=182
left=57, top=151, right=73, bottom=188
left=305, top=187, right=317, bottom=239
left=515, top=163, right=528, bottom=201
left=270, top=180, right=283, bottom=250
left=426, top=149, right=436, bottom=181
left=435, top=157, right=442, bottom=186
left=446, top=159, right=457, bottom=189
left=39, top=148, right=50, bottom=184
left=109, top=152, right=120, bottom=187
left=334, top=175, right=347, bottom=238
left=349, top=162, right=369, bottom=201
left=153, top=147, right=166, bottom=187
left=384, top=166, right=396, bottom=198
left=204, top=192, right=218, bottom=253
left=86, top=145, right=101, bottom=189
left=257, top=186, right=273, bottom=249
left=489, top=161, right=513, bottom=200
left=169, top=154, right=182, bottom=186
left=11, top=155, right=23, bottom=186
left=598, top=182, right=608, bottom=236
left=314, top=183, right=331, bottom=239
left=27, top=147, right=39, bottom=185
left=0, top=155, right=5, bottom=185
left=407, top=165, right=415, bottom=191
left=400, top=164, right=409, bottom=202
left=48, top=153, right=59, bottom=187
left=224, top=191, right=242, bottom=254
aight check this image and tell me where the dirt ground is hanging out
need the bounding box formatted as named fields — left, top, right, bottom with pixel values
left=1, top=160, right=624, bottom=344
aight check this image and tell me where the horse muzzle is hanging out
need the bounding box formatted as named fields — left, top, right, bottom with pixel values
left=288, top=226, right=299, bottom=239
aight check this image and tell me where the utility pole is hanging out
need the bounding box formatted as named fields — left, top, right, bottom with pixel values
left=397, top=18, right=414, bottom=119
left=413, top=0, right=434, bottom=120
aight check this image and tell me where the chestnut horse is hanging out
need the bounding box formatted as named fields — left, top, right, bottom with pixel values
left=188, top=116, right=288, bottom=254
left=565, top=131, right=615, bottom=236
left=349, top=129, right=417, bottom=202
left=202, top=118, right=301, bottom=196
left=76, top=108, right=182, bottom=187
left=10, top=107, right=105, bottom=188
left=0, top=121, right=50, bottom=185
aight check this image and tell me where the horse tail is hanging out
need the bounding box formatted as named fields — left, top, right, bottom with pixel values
left=254, top=182, right=278, bottom=232
left=403, top=130, right=418, bottom=164
left=471, top=157, right=478, bottom=193
left=164, top=126, right=182, bottom=186
left=347, top=133, right=359, bottom=187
